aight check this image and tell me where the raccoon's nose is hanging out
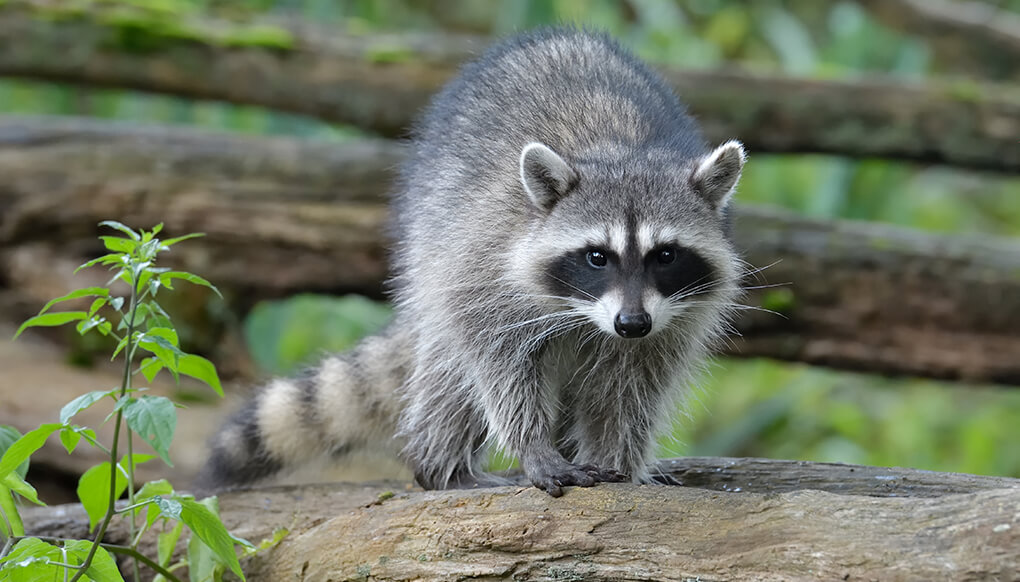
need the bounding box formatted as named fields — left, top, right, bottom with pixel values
left=614, top=312, right=651, bottom=338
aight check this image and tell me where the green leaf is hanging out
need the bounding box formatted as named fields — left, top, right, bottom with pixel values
left=159, top=271, right=222, bottom=298
left=131, top=302, right=152, bottom=328
left=100, top=235, right=136, bottom=253
left=75, top=252, right=124, bottom=274
left=60, top=389, right=116, bottom=424
left=179, top=354, right=223, bottom=396
left=0, top=483, right=26, bottom=537
left=143, top=223, right=164, bottom=241
left=77, top=462, right=128, bottom=532
left=0, top=537, right=63, bottom=576
left=0, top=423, right=61, bottom=478
left=160, top=232, right=204, bottom=247
left=99, top=220, right=140, bottom=240
left=136, top=478, right=174, bottom=500
left=59, top=426, right=99, bottom=455
left=3, top=471, right=43, bottom=506
left=59, top=428, right=81, bottom=454
left=123, top=396, right=177, bottom=466
left=180, top=497, right=246, bottom=580
left=144, top=300, right=174, bottom=330
left=145, top=326, right=180, bottom=347
left=110, top=296, right=125, bottom=311
left=138, top=333, right=184, bottom=377
left=111, top=335, right=130, bottom=361
left=76, top=315, right=109, bottom=336
left=154, top=495, right=182, bottom=520
left=64, top=539, right=126, bottom=582
left=157, top=520, right=185, bottom=570
left=88, top=297, right=108, bottom=316
left=0, top=426, right=28, bottom=479
left=139, top=357, right=165, bottom=383
left=36, top=287, right=109, bottom=317
left=187, top=530, right=224, bottom=582
left=136, top=479, right=174, bottom=528
left=253, top=527, right=289, bottom=553
left=13, top=311, right=87, bottom=339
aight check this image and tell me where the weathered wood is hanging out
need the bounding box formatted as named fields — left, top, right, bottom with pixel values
left=857, top=0, right=1020, bottom=80
left=22, top=458, right=1020, bottom=582
left=2, top=117, right=1019, bottom=383
left=0, top=1, right=1018, bottom=171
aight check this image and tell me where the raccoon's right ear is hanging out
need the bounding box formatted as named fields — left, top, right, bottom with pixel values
left=691, top=140, right=746, bottom=213
left=519, top=142, right=579, bottom=212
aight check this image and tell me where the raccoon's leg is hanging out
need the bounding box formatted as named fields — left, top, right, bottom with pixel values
left=475, top=364, right=627, bottom=497
left=568, top=368, right=672, bottom=485
left=398, top=367, right=513, bottom=490
left=197, top=333, right=404, bottom=490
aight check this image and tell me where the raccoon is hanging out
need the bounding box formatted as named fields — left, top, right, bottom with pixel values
left=200, top=28, right=745, bottom=497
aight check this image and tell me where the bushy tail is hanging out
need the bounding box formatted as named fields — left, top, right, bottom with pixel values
left=196, top=328, right=408, bottom=490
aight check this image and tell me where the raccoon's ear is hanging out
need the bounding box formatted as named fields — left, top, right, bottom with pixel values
left=519, top=142, right=579, bottom=212
left=691, top=140, right=746, bottom=212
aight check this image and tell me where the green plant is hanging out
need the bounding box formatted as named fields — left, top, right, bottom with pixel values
left=0, top=222, right=269, bottom=581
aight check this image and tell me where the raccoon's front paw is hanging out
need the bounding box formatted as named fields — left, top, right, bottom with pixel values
left=526, top=460, right=628, bottom=497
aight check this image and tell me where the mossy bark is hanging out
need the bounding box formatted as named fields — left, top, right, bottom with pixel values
left=0, top=0, right=1017, bottom=171
left=3, top=117, right=1020, bottom=383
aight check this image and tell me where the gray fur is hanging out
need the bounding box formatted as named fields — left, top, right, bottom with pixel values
left=200, top=28, right=745, bottom=497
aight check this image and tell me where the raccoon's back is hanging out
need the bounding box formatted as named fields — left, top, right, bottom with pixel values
left=422, top=29, right=700, bottom=164
left=392, top=29, right=704, bottom=235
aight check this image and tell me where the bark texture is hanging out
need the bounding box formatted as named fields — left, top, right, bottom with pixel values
left=3, top=117, right=1019, bottom=383
left=0, top=1, right=1018, bottom=171
left=23, top=458, right=1020, bottom=582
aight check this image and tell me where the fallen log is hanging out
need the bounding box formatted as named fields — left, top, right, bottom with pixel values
left=0, top=0, right=1018, bottom=171
left=22, top=458, right=1020, bottom=581
left=3, top=117, right=1019, bottom=383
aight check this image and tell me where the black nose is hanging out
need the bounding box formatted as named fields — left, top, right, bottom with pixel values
left=614, top=312, right=651, bottom=338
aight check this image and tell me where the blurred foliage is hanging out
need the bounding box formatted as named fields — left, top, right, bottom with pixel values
left=2, top=0, right=1018, bottom=476
left=660, top=359, right=1020, bottom=478
left=244, top=295, right=392, bottom=376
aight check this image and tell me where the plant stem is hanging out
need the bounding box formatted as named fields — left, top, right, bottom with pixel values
left=125, top=400, right=141, bottom=581
left=102, top=543, right=183, bottom=582
left=69, top=272, right=141, bottom=582
left=124, top=432, right=140, bottom=582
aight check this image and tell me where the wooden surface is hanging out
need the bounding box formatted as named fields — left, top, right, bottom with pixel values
left=3, top=117, right=1019, bottom=383
left=0, top=0, right=1017, bottom=171
left=23, top=457, right=1020, bottom=582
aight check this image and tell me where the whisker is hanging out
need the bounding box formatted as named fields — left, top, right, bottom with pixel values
left=547, top=275, right=597, bottom=301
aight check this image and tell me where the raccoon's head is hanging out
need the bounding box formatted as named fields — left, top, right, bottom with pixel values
left=512, top=140, right=745, bottom=339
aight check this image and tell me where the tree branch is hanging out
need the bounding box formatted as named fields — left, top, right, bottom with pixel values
left=857, top=0, right=1020, bottom=80
left=2, top=117, right=1019, bottom=383
left=0, top=1, right=1017, bottom=171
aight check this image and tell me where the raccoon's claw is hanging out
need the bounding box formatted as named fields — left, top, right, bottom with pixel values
left=648, top=472, right=682, bottom=486
left=529, top=462, right=629, bottom=497
left=576, top=464, right=629, bottom=483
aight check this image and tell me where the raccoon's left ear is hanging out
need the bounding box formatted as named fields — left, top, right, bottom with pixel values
left=691, top=140, right=746, bottom=213
left=520, top=142, right=579, bottom=213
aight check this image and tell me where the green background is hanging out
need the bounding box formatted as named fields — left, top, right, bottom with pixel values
left=6, top=0, right=1016, bottom=477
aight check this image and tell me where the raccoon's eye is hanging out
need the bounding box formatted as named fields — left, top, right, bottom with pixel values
left=586, top=250, right=608, bottom=268
left=656, top=248, right=676, bottom=265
